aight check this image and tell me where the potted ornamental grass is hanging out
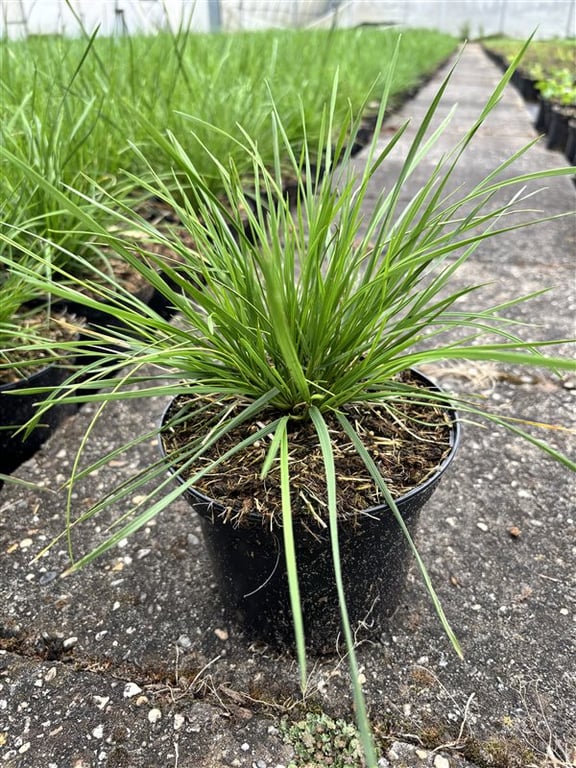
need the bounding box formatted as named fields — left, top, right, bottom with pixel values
left=4, top=42, right=575, bottom=766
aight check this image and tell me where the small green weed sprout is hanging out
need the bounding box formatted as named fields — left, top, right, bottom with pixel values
left=282, top=711, right=367, bottom=768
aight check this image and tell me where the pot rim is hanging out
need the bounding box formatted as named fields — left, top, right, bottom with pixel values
left=158, top=367, right=462, bottom=518
left=0, top=361, right=71, bottom=394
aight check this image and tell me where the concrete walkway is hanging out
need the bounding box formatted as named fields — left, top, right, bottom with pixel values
left=0, top=45, right=575, bottom=767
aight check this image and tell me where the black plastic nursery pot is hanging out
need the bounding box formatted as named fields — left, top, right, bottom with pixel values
left=61, top=276, right=179, bottom=336
left=0, top=363, right=75, bottom=477
left=565, top=120, right=576, bottom=166
left=160, top=372, right=461, bottom=653
left=513, top=71, right=539, bottom=103
left=49, top=275, right=182, bottom=396
left=535, top=100, right=552, bottom=135
left=546, top=105, right=572, bottom=153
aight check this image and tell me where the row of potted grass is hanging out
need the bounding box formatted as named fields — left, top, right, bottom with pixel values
left=0, top=27, right=458, bottom=324
left=1, top=34, right=575, bottom=766
left=1, top=26, right=458, bottom=468
left=1, top=26, right=457, bottom=197
left=482, top=37, right=576, bottom=163
left=481, top=37, right=574, bottom=86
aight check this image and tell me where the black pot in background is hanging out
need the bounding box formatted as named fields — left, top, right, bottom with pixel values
left=511, top=69, right=540, bottom=102
left=146, top=273, right=182, bottom=320
left=535, top=100, right=552, bottom=135
left=51, top=272, right=183, bottom=396
left=0, top=363, right=76, bottom=478
left=518, top=75, right=540, bottom=103
left=565, top=120, right=576, bottom=166
left=61, top=272, right=180, bottom=331
left=546, top=105, right=571, bottom=153
left=160, top=372, right=461, bottom=653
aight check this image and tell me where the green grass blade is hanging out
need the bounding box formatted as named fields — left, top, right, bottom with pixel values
left=278, top=420, right=308, bottom=693
left=310, top=407, right=378, bottom=766
left=336, top=411, right=463, bottom=658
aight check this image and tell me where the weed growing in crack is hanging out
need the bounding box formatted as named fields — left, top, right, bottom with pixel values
left=281, top=711, right=368, bottom=767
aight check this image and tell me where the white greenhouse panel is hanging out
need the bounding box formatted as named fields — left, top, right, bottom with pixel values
left=1, top=0, right=573, bottom=38
left=0, top=0, right=211, bottom=38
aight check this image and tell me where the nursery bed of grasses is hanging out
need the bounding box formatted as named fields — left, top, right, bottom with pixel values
left=1, top=27, right=456, bottom=222
left=0, top=25, right=455, bottom=360
left=482, top=36, right=575, bottom=78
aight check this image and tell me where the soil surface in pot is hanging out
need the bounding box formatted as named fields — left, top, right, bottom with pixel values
left=0, top=310, right=81, bottom=386
left=161, top=371, right=454, bottom=527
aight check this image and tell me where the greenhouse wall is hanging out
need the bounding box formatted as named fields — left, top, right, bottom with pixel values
left=0, top=0, right=210, bottom=38
left=1, top=0, right=574, bottom=38
left=353, top=0, right=576, bottom=39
